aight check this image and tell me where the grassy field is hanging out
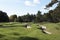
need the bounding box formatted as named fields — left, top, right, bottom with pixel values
left=0, top=22, right=60, bottom=40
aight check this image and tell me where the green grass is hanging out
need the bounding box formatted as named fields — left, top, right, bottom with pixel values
left=0, top=22, right=60, bottom=40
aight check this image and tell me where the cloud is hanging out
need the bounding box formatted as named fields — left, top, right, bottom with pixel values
left=25, top=1, right=32, bottom=6
left=24, top=0, right=40, bottom=6
left=33, top=0, right=40, bottom=4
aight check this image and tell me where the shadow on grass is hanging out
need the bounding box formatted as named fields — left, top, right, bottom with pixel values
left=0, top=25, right=16, bottom=28
left=18, top=37, right=39, bottom=40
left=0, top=24, right=24, bottom=28
left=0, top=23, right=30, bottom=28
left=0, top=34, right=6, bottom=38
left=55, top=27, right=60, bottom=30
left=9, top=32, right=20, bottom=36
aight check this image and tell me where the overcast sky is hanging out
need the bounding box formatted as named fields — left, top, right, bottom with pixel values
left=0, top=0, right=58, bottom=16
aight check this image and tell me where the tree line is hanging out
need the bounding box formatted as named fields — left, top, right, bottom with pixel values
left=0, top=2, right=60, bottom=23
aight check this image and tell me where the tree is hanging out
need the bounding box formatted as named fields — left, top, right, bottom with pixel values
left=46, top=0, right=59, bottom=8
left=21, top=13, right=32, bottom=22
left=51, top=2, right=60, bottom=22
left=25, top=13, right=31, bottom=22
left=0, top=11, right=9, bottom=22
left=17, top=16, right=23, bottom=22
left=45, top=0, right=60, bottom=23
left=46, top=10, right=54, bottom=22
left=46, top=3, right=60, bottom=23
left=9, top=14, right=17, bottom=22
left=30, top=14, right=36, bottom=22
left=35, top=11, right=43, bottom=22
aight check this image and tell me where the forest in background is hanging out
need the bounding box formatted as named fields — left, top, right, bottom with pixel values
left=0, top=0, right=60, bottom=23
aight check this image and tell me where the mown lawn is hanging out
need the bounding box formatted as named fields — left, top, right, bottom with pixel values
left=0, top=22, right=60, bottom=40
